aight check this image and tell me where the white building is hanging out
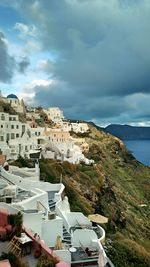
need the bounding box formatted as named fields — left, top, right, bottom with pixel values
left=59, top=121, right=89, bottom=134
left=42, top=128, right=93, bottom=164
left=44, top=107, right=64, bottom=123
left=26, top=112, right=40, bottom=120
left=71, top=122, right=89, bottom=133
left=0, top=92, right=25, bottom=114
left=0, top=112, right=38, bottom=160
left=0, top=164, right=110, bottom=267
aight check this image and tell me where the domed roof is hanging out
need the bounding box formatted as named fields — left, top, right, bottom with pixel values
left=7, top=94, right=18, bottom=99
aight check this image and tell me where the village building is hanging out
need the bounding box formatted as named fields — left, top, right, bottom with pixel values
left=71, top=122, right=89, bottom=133
left=44, top=107, right=64, bottom=123
left=0, top=91, right=93, bottom=165
left=26, top=112, right=41, bottom=120
left=0, top=112, right=39, bottom=160
left=0, top=91, right=26, bottom=114
left=0, top=163, right=111, bottom=267
left=45, top=129, right=71, bottom=143
left=72, top=138, right=89, bottom=153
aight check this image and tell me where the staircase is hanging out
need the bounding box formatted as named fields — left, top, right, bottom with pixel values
left=17, top=188, right=25, bottom=194
left=62, top=226, right=71, bottom=245
left=48, top=199, right=56, bottom=211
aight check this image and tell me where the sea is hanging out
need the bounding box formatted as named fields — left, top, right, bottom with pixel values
left=124, top=140, right=150, bottom=167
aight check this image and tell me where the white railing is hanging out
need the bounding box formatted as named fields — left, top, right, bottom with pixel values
left=56, top=199, right=69, bottom=231
left=54, top=184, right=65, bottom=202
left=97, top=224, right=106, bottom=244
left=1, top=167, right=62, bottom=193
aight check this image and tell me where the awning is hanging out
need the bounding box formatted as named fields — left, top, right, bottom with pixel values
left=88, top=214, right=108, bottom=224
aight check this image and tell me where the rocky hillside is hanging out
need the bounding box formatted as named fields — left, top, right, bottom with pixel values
left=104, top=124, right=150, bottom=140
left=0, top=101, right=16, bottom=114
left=13, top=124, right=150, bottom=267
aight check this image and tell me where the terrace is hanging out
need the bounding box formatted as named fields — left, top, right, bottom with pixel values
left=0, top=184, right=35, bottom=204
left=0, top=240, right=38, bottom=267
left=70, top=247, right=99, bottom=265
left=0, top=166, right=110, bottom=267
left=0, top=226, right=69, bottom=267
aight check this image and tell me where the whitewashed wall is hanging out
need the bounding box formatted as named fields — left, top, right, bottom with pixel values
left=41, top=216, right=63, bottom=247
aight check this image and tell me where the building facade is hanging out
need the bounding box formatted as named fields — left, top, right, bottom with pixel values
left=0, top=92, right=25, bottom=114
left=44, top=107, right=64, bottom=123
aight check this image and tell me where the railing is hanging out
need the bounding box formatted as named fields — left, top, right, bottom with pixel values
left=54, top=184, right=65, bottom=202
left=0, top=168, right=15, bottom=185
left=55, top=199, right=70, bottom=232
left=107, top=257, right=115, bottom=267
left=37, top=200, right=48, bottom=216
left=96, top=224, right=106, bottom=244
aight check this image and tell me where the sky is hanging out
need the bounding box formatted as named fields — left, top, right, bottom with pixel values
left=0, top=0, right=150, bottom=126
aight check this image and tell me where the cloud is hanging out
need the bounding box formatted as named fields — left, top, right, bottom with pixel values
left=14, top=22, right=38, bottom=38
left=37, top=59, right=53, bottom=73
left=0, top=32, right=16, bottom=82
left=24, top=40, right=41, bottom=54
left=19, top=79, right=52, bottom=106
left=9, top=0, right=150, bottom=124
left=18, top=57, right=30, bottom=73
left=26, top=80, right=150, bottom=125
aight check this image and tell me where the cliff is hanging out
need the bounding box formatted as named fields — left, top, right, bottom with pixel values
left=13, top=124, right=150, bottom=267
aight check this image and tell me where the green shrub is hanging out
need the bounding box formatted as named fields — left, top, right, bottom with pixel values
left=36, top=254, right=59, bottom=267
left=0, top=252, right=29, bottom=267
left=108, top=239, right=150, bottom=267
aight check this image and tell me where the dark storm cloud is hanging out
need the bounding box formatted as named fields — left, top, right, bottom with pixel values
left=0, top=32, right=16, bottom=82
left=16, top=0, right=150, bottom=124
left=34, top=83, right=131, bottom=122
left=18, top=57, right=30, bottom=73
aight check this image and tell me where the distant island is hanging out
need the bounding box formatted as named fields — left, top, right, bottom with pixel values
left=103, top=124, right=150, bottom=140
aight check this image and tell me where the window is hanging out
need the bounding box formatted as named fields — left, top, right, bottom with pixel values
left=25, top=146, right=28, bottom=151
left=6, top=133, right=9, bottom=141
left=16, top=133, right=19, bottom=138
left=13, top=117, right=16, bottom=121
left=9, top=117, right=12, bottom=121
left=11, top=125, right=14, bottom=129
left=11, top=133, right=15, bottom=139
left=16, top=125, right=19, bottom=129
left=0, top=136, right=4, bottom=141
left=1, top=125, right=3, bottom=128
left=1, top=114, right=5, bottom=120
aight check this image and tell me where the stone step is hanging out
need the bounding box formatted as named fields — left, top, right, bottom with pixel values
left=49, top=202, right=56, bottom=207
left=49, top=205, right=56, bottom=212
left=49, top=199, right=56, bottom=204
left=63, top=229, right=69, bottom=234
left=62, top=239, right=72, bottom=245
left=63, top=234, right=71, bottom=239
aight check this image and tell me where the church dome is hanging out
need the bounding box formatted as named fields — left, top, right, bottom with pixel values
left=7, top=94, right=18, bottom=99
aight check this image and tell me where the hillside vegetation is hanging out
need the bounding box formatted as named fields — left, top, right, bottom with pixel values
left=13, top=125, right=150, bottom=267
